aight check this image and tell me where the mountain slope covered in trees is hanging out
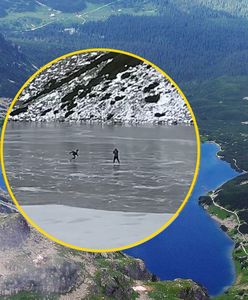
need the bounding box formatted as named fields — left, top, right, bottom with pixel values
left=0, top=34, right=35, bottom=97
left=2, top=2, right=248, bottom=87
left=2, top=0, right=248, bottom=19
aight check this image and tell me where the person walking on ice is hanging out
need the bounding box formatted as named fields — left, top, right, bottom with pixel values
left=70, top=149, right=79, bottom=161
left=113, top=148, right=120, bottom=164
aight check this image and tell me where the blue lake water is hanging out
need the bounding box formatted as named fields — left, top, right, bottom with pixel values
left=0, top=142, right=239, bottom=295
left=0, top=175, right=4, bottom=188
left=126, top=142, right=239, bottom=296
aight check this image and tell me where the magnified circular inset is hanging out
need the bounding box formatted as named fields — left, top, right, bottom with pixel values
left=1, top=49, right=200, bottom=252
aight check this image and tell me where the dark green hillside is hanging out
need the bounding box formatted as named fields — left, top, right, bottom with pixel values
left=0, top=0, right=37, bottom=17
left=5, top=9, right=248, bottom=83
left=41, top=0, right=116, bottom=13
left=40, top=0, right=87, bottom=13
left=185, top=76, right=248, bottom=171
left=214, top=173, right=248, bottom=213
left=2, top=0, right=248, bottom=19
left=162, top=0, right=248, bottom=19
left=0, top=0, right=115, bottom=17
left=1, top=0, right=248, bottom=85
left=0, top=34, right=35, bottom=97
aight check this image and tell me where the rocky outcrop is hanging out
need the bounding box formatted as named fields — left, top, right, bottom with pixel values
left=114, top=257, right=157, bottom=281
left=142, top=279, right=210, bottom=300
left=0, top=213, right=30, bottom=250
left=0, top=216, right=83, bottom=297
left=0, top=259, right=81, bottom=296
left=178, top=279, right=210, bottom=300
left=0, top=221, right=210, bottom=299
left=10, top=51, right=192, bottom=125
left=92, top=269, right=135, bottom=300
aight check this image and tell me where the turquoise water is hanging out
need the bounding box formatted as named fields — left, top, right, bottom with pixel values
left=0, top=142, right=239, bottom=295
left=126, top=142, right=239, bottom=296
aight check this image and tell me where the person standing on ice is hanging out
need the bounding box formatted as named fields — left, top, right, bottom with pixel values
left=113, top=148, right=120, bottom=164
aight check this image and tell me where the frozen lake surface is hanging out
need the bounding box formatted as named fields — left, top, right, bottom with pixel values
left=5, top=123, right=196, bottom=213
left=4, top=123, right=196, bottom=248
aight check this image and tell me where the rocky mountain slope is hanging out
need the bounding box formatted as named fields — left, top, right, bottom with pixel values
left=10, top=51, right=192, bottom=125
left=0, top=209, right=209, bottom=299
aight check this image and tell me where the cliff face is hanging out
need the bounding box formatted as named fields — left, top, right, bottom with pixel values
left=0, top=213, right=30, bottom=249
left=0, top=212, right=152, bottom=299
left=0, top=213, right=82, bottom=296
left=0, top=211, right=209, bottom=299
left=10, top=51, right=192, bottom=125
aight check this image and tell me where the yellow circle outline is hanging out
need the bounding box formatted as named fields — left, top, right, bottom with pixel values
left=1, top=48, right=201, bottom=253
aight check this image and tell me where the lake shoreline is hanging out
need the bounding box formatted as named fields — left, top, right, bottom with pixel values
left=126, top=142, right=239, bottom=296
left=199, top=141, right=248, bottom=297
left=7, top=119, right=194, bottom=127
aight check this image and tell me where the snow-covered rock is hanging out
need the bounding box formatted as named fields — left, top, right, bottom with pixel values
left=0, top=98, right=12, bottom=119
left=10, top=51, right=193, bottom=125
